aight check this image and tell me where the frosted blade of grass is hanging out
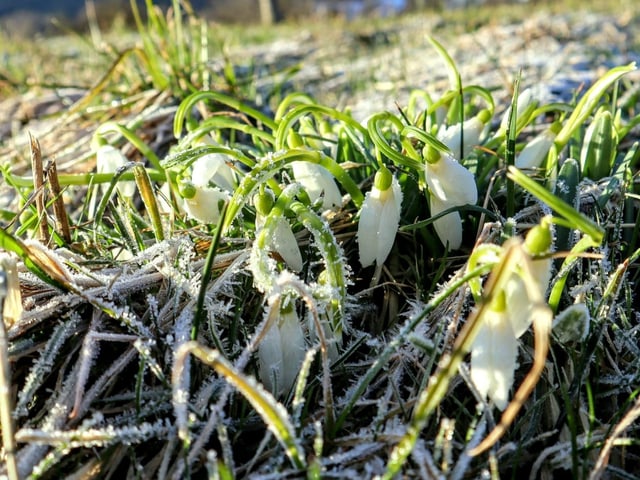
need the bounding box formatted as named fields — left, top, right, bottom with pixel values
left=0, top=269, right=19, bottom=480
left=133, top=164, right=165, bottom=242
left=173, top=341, right=306, bottom=470
left=16, top=314, right=80, bottom=417
left=507, top=166, right=604, bottom=244
left=333, top=262, right=493, bottom=434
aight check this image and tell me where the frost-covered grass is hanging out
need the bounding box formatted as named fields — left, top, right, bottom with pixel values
left=0, top=1, right=639, bottom=479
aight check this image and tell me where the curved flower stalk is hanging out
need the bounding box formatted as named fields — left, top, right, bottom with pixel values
left=470, top=217, right=553, bottom=409
left=423, top=145, right=478, bottom=249
left=94, top=142, right=136, bottom=197
left=258, top=297, right=306, bottom=397
left=357, top=167, right=403, bottom=267
left=438, top=109, right=491, bottom=160
left=515, top=121, right=562, bottom=170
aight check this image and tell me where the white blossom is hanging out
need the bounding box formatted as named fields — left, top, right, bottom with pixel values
left=515, top=123, right=560, bottom=170
left=438, top=110, right=490, bottom=160
left=182, top=184, right=229, bottom=224
left=96, top=144, right=136, bottom=197
left=424, top=151, right=477, bottom=249
left=471, top=219, right=553, bottom=409
left=258, top=302, right=306, bottom=396
left=471, top=295, right=518, bottom=410
left=191, top=152, right=236, bottom=192
left=357, top=169, right=402, bottom=267
left=291, top=161, right=342, bottom=210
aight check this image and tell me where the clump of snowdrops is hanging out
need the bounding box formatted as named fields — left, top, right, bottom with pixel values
left=0, top=2, right=639, bottom=478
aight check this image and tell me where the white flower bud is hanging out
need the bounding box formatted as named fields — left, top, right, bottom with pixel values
left=258, top=302, right=306, bottom=396
left=357, top=169, right=402, bottom=267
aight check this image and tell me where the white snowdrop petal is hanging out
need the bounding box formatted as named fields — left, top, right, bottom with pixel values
left=357, top=175, right=402, bottom=267
left=425, top=155, right=478, bottom=207
left=258, top=323, right=283, bottom=393
left=471, top=308, right=518, bottom=410
left=292, top=161, right=341, bottom=209
left=376, top=186, right=402, bottom=265
left=183, top=186, right=229, bottom=224
left=438, top=117, right=485, bottom=160
left=430, top=195, right=463, bottom=250
left=515, top=130, right=555, bottom=169
left=504, top=257, right=551, bottom=338
left=278, top=308, right=306, bottom=392
left=191, top=153, right=236, bottom=192
left=272, top=217, right=303, bottom=272
left=96, top=145, right=136, bottom=197
left=357, top=192, right=382, bottom=267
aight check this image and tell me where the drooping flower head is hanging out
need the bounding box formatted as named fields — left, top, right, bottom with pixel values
left=94, top=139, right=136, bottom=197
left=515, top=121, right=561, bottom=170
left=471, top=217, right=553, bottom=409
left=258, top=298, right=306, bottom=397
left=423, top=145, right=478, bottom=249
left=438, top=109, right=491, bottom=160
left=357, top=166, right=402, bottom=267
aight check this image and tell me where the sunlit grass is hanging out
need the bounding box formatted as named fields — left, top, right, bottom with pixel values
left=0, top=0, right=639, bottom=478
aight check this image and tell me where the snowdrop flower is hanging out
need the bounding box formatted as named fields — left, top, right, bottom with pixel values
left=254, top=189, right=303, bottom=272
left=291, top=161, right=342, bottom=210
left=499, top=87, right=538, bottom=133
left=179, top=179, right=229, bottom=224
left=258, top=300, right=306, bottom=396
left=424, top=146, right=478, bottom=249
left=191, top=151, right=237, bottom=192
left=515, top=121, right=561, bottom=170
left=471, top=291, right=517, bottom=410
left=95, top=143, right=136, bottom=197
left=438, top=109, right=491, bottom=160
left=357, top=166, right=402, bottom=267
left=471, top=218, right=553, bottom=409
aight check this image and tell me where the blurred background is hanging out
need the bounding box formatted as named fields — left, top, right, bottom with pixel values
left=0, top=0, right=543, bottom=36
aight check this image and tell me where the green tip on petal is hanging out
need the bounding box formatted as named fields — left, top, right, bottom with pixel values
left=254, top=189, right=275, bottom=216
left=287, top=129, right=304, bottom=149
left=374, top=166, right=393, bottom=191
left=178, top=180, right=197, bottom=199
left=423, top=145, right=441, bottom=165
left=524, top=216, right=553, bottom=255
left=492, top=289, right=508, bottom=312
left=477, top=109, right=492, bottom=125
